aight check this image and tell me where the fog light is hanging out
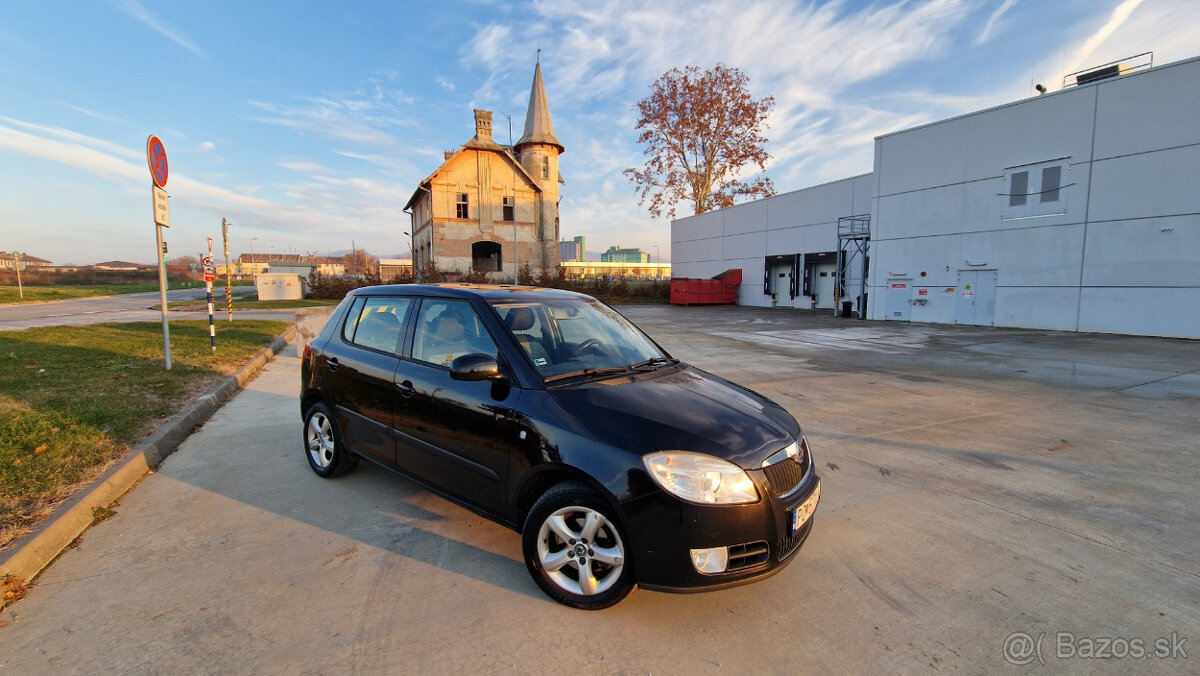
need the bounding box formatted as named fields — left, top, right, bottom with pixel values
left=690, top=546, right=729, bottom=574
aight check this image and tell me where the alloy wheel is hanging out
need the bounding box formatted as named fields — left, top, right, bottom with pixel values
left=306, top=411, right=335, bottom=469
left=536, top=505, right=626, bottom=596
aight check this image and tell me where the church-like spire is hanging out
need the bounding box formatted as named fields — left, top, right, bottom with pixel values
left=516, top=61, right=564, bottom=153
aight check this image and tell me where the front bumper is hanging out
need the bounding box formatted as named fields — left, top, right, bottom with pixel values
left=620, top=471, right=820, bottom=593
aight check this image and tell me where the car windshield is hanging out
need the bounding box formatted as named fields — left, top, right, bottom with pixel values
left=490, top=299, right=671, bottom=381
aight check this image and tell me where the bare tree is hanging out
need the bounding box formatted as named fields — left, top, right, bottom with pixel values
left=341, top=250, right=379, bottom=277
left=625, top=64, right=775, bottom=219
left=167, top=255, right=200, bottom=278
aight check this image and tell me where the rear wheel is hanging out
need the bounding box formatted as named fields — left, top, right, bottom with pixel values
left=522, top=482, right=634, bottom=610
left=303, top=402, right=357, bottom=477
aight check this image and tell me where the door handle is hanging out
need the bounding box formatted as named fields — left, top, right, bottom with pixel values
left=327, top=357, right=340, bottom=372
left=396, top=380, right=415, bottom=398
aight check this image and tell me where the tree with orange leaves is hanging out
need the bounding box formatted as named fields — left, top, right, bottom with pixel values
left=625, top=64, right=775, bottom=219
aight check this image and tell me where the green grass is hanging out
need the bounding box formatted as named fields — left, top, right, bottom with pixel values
left=0, top=280, right=252, bottom=304
left=0, top=320, right=290, bottom=545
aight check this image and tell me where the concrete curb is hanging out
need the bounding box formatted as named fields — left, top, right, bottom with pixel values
left=0, top=324, right=299, bottom=583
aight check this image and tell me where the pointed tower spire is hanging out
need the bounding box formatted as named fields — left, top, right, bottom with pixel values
left=516, top=60, right=564, bottom=153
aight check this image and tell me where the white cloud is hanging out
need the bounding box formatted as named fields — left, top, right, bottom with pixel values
left=0, top=116, right=141, bottom=160
left=0, top=121, right=143, bottom=183
left=246, top=74, right=421, bottom=151
left=0, top=116, right=411, bottom=257
left=1064, top=0, right=1148, bottom=75
left=334, top=150, right=420, bottom=176
left=111, top=0, right=207, bottom=58
left=61, top=103, right=127, bottom=125
left=459, top=23, right=516, bottom=70
left=248, top=99, right=398, bottom=147
left=1020, top=0, right=1198, bottom=94
left=457, top=0, right=977, bottom=252
left=975, top=0, right=1019, bottom=45
left=278, top=158, right=329, bottom=174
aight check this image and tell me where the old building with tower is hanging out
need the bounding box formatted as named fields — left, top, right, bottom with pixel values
left=405, top=61, right=563, bottom=281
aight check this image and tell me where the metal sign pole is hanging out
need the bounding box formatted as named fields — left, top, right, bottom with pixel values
left=147, top=135, right=172, bottom=370
left=14, top=252, right=23, bottom=300
left=155, top=213, right=172, bottom=369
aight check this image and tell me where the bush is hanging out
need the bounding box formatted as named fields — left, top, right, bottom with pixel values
left=305, top=270, right=383, bottom=300
left=299, top=264, right=669, bottom=304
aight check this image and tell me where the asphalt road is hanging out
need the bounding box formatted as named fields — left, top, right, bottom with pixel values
left=2, top=306, right=1197, bottom=673
left=0, top=288, right=288, bottom=331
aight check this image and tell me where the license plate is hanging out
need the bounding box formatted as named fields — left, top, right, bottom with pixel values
left=791, top=481, right=821, bottom=533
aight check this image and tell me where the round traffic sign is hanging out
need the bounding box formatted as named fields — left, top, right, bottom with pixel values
left=146, top=135, right=169, bottom=187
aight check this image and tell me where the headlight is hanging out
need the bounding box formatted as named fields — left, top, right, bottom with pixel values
left=642, top=452, right=759, bottom=505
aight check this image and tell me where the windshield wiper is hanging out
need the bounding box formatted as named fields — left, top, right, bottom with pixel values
left=628, top=357, right=678, bottom=370
left=545, top=358, right=678, bottom=384
left=543, top=366, right=633, bottom=384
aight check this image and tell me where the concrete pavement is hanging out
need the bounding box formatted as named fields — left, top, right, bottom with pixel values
left=1, top=307, right=1197, bottom=673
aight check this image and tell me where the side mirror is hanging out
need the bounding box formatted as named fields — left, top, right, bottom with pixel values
left=449, top=353, right=503, bottom=381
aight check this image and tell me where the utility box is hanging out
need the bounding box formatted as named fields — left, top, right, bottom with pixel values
left=670, top=269, right=742, bottom=305
left=255, top=273, right=305, bottom=301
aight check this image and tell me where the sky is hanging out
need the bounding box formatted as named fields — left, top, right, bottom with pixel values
left=1, top=0, right=1198, bottom=266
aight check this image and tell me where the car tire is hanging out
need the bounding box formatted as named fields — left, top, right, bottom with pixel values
left=522, top=482, right=634, bottom=610
left=303, top=402, right=357, bottom=478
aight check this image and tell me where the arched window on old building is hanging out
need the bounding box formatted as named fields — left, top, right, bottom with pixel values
left=472, top=240, right=503, bottom=272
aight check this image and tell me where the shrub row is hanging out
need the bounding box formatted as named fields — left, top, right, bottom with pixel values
left=304, top=264, right=668, bottom=304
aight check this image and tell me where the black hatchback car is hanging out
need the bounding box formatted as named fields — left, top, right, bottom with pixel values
left=300, top=284, right=820, bottom=609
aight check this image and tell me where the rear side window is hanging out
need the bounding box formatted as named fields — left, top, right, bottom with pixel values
left=341, top=298, right=366, bottom=343
left=344, top=297, right=412, bottom=355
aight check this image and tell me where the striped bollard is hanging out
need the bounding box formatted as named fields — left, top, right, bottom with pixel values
left=206, top=238, right=216, bottom=352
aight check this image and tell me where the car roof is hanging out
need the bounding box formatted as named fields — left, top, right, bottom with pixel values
left=349, top=283, right=594, bottom=302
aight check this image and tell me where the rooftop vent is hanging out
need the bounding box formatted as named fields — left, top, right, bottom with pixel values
left=1064, top=52, right=1152, bottom=88
left=1076, top=63, right=1123, bottom=85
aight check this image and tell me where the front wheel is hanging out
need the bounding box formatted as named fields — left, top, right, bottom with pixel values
left=303, top=402, right=357, bottom=478
left=522, top=482, right=634, bottom=610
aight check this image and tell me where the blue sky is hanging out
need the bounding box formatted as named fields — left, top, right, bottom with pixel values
left=1, top=0, right=1197, bottom=265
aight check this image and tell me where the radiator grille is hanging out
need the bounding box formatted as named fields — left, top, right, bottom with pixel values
left=763, top=453, right=808, bottom=496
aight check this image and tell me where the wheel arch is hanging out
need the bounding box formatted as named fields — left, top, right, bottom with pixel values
left=512, top=465, right=618, bottom=528
left=301, top=389, right=325, bottom=420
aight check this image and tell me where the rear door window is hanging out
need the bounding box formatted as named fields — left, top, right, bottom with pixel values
left=345, top=297, right=413, bottom=355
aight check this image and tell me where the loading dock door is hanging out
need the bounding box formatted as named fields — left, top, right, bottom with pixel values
left=812, top=263, right=836, bottom=309
left=768, top=263, right=791, bottom=306
left=886, top=279, right=912, bottom=321
left=956, top=270, right=997, bottom=326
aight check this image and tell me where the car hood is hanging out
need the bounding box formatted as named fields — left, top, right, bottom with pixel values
left=550, top=364, right=799, bottom=468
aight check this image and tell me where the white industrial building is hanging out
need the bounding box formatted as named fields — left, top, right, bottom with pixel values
left=672, top=54, right=1200, bottom=339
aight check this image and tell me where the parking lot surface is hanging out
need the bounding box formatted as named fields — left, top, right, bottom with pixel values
left=2, top=306, right=1197, bottom=673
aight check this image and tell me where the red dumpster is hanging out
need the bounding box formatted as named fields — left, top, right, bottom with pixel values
left=670, top=269, right=742, bottom=305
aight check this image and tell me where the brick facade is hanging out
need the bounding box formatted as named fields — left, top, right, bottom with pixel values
left=406, top=63, right=563, bottom=282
